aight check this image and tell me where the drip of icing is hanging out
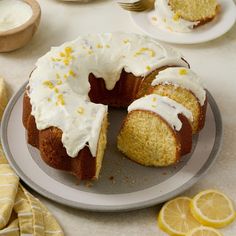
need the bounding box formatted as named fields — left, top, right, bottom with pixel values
left=29, top=32, right=188, bottom=158
left=148, top=0, right=199, bottom=33
left=151, top=67, right=206, bottom=106
left=128, top=94, right=193, bottom=131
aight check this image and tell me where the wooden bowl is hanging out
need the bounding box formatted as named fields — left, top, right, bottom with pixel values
left=0, top=0, right=41, bottom=53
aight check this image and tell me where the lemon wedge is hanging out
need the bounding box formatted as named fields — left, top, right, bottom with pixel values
left=190, top=189, right=236, bottom=228
left=186, top=226, right=223, bottom=236
left=158, top=197, right=201, bottom=236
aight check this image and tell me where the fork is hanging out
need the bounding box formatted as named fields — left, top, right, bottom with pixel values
left=117, top=0, right=155, bottom=12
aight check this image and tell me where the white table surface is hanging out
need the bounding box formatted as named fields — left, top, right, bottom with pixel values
left=1, top=0, right=236, bottom=235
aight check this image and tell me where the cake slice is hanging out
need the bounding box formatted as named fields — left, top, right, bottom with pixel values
left=117, top=94, right=193, bottom=167
left=149, top=67, right=207, bottom=134
left=149, top=0, right=220, bottom=32
left=169, top=0, right=219, bottom=24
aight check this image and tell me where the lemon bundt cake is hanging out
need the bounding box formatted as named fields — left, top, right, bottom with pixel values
left=117, top=94, right=193, bottom=166
left=149, top=67, right=207, bottom=134
left=23, top=32, right=204, bottom=181
left=149, top=0, right=220, bottom=32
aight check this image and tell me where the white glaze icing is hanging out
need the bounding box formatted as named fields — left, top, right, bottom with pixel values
left=151, top=67, right=206, bottom=106
left=148, top=0, right=199, bottom=33
left=0, top=0, right=32, bottom=32
left=128, top=94, right=193, bottom=131
left=28, top=32, right=188, bottom=158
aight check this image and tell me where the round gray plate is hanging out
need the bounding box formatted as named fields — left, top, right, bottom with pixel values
left=1, top=82, right=222, bottom=212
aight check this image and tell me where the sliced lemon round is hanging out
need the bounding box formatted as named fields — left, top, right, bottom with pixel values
left=186, top=226, right=223, bottom=236
left=190, top=189, right=236, bottom=228
left=158, top=197, right=201, bottom=236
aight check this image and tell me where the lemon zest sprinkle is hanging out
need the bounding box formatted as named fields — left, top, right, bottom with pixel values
left=69, top=69, right=76, bottom=77
left=179, top=68, right=187, bottom=75
left=96, top=44, right=103, bottom=49
left=173, top=13, right=180, bottom=21
left=60, top=52, right=65, bottom=57
left=43, top=81, right=54, bottom=89
left=57, top=80, right=62, bottom=85
left=56, top=94, right=65, bottom=106
left=123, top=39, right=130, bottom=44
left=134, top=48, right=156, bottom=57
left=151, top=16, right=157, bottom=21
left=77, top=107, right=85, bottom=115
left=65, top=47, right=72, bottom=55
left=63, top=59, right=69, bottom=66
left=88, top=50, right=94, bottom=55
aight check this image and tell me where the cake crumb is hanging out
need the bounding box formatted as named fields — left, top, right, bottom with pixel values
left=84, top=181, right=93, bottom=188
left=109, top=176, right=116, bottom=184
left=109, top=176, right=114, bottom=181
left=124, top=176, right=129, bottom=183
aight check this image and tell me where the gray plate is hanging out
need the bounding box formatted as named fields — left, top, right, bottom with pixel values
left=1, top=82, right=222, bottom=212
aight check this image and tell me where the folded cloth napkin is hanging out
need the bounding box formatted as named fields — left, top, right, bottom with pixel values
left=0, top=145, right=64, bottom=236
left=0, top=77, right=8, bottom=121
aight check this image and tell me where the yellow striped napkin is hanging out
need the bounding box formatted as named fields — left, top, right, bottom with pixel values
left=0, top=145, right=64, bottom=236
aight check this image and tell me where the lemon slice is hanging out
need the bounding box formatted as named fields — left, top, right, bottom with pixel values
left=158, top=197, right=201, bottom=236
left=190, top=189, right=236, bottom=228
left=186, top=226, right=223, bottom=236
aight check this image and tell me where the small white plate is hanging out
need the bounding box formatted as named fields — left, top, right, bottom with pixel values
left=1, top=83, right=222, bottom=212
left=131, top=0, right=236, bottom=44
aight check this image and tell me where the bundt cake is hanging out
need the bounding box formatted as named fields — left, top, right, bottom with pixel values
left=117, top=94, right=193, bottom=166
left=149, top=0, right=220, bottom=32
left=23, top=32, right=206, bottom=181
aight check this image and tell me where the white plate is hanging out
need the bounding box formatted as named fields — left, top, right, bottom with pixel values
left=130, top=0, right=236, bottom=44
left=1, top=83, right=222, bottom=212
